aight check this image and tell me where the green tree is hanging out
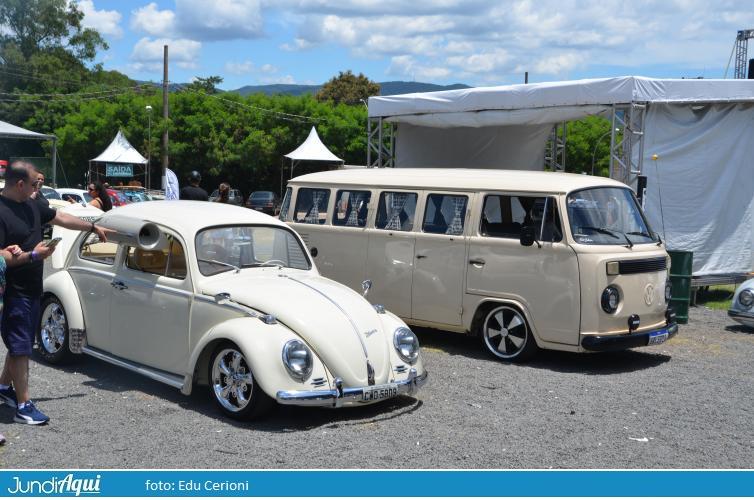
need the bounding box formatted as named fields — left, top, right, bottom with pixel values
left=185, top=75, right=224, bottom=94
left=562, top=116, right=614, bottom=176
left=315, top=70, right=380, bottom=105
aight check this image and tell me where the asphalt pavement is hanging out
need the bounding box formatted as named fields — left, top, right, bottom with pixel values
left=0, top=306, right=752, bottom=469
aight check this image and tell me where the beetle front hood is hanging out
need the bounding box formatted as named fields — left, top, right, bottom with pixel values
left=201, top=272, right=391, bottom=387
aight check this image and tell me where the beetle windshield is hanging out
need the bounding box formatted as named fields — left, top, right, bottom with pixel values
left=195, top=225, right=310, bottom=276
left=567, top=187, right=658, bottom=245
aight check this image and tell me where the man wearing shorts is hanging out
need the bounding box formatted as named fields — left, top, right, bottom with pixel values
left=0, top=161, right=110, bottom=425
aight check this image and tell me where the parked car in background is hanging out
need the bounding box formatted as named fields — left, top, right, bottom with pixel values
left=40, top=202, right=426, bottom=421
left=40, top=186, right=62, bottom=201
left=729, top=278, right=754, bottom=328
left=107, top=188, right=129, bottom=207
left=209, top=188, right=244, bottom=205
left=247, top=191, right=281, bottom=215
left=112, top=185, right=153, bottom=203
left=57, top=188, right=93, bottom=205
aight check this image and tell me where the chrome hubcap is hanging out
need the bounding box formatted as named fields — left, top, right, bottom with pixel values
left=40, top=302, right=67, bottom=354
left=211, top=349, right=253, bottom=412
left=484, top=306, right=527, bottom=358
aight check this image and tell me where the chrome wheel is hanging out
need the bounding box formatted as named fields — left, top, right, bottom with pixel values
left=482, top=305, right=535, bottom=360
left=211, top=348, right=254, bottom=413
left=40, top=302, right=67, bottom=355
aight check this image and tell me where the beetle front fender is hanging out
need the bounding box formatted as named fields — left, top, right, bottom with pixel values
left=42, top=270, right=84, bottom=331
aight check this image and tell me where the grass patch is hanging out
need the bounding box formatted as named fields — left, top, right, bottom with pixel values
left=695, top=285, right=736, bottom=310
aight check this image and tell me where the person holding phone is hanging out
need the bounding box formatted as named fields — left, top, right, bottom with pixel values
left=0, top=161, right=113, bottom=426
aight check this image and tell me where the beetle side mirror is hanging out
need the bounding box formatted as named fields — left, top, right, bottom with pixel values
left=520, top=226, right=536, bottom=247
left=361, top=279, right=372, bottom=298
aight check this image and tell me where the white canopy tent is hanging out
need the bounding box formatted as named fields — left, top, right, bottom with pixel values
left=89, top=130, right=148, bottom=185
left=0, top=119, right=57, bottom=185
left=282, top=126, right=343, bottom=192
left=367, top=76, right=754, bottom=276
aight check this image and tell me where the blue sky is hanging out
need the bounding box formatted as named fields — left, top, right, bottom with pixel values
left=81, top=0, right=754, bottom=90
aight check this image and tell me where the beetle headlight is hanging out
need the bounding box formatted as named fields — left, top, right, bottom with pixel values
left=282, top=339, right=313, bottom=381
left=393, top=327, right=419, bottom=364
left=739, top=289, right=754, bottom=309
left=665, top=280, right=672, bottom=303
left=601, top=286, right=621, bottom=314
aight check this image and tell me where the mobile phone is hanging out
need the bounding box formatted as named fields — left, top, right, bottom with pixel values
left=44, top=237, right=63, bottom=249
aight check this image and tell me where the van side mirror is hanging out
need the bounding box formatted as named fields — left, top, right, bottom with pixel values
left=520, top=226, right=536, bottom=247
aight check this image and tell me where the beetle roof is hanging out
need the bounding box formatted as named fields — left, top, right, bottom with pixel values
left=99, top=201, right=286, bottom=235
left=289, top=168, right=627, bottom=194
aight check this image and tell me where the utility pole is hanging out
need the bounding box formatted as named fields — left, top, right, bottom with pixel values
left=161, top=44, right=169, bottom=190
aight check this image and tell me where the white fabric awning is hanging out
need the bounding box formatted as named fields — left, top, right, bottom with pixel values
left=0, top=119, right=54, bottom=140
left=91, top=130, right=147, bottom=164
left=285, top=127, right=343, bottom=163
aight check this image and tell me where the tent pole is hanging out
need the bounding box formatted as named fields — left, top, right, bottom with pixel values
left=51, top=138, right=57, bottom=187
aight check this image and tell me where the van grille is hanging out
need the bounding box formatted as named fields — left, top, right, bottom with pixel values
left=618, top=257, right=667, bottom=275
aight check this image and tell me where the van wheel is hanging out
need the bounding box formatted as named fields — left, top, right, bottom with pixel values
left=36, top=296, right=73, bottom=364
left=479, top=305, right=538, bottom=362
left=208, top=343, right=273, bottom=421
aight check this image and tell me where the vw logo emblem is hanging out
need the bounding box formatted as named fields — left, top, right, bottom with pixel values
left=644, top=284, right=655, bottom=306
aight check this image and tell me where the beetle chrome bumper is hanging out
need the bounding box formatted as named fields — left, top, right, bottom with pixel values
left=728, top=310, right=754, bottom=327
left=276, top=368, right=427, bottom=407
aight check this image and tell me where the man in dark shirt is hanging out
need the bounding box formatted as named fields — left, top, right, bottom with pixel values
left=0, top=161, right=112, bottom=425
left=179, top=170, right=209, bottom=201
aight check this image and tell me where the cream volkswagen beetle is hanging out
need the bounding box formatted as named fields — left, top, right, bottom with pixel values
left=39, top=201, right=427, bottom=420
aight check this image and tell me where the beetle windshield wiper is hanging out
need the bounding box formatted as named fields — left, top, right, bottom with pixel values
left=580, top=226, right=633, bottom=248
left=197, top=258, right=240, bottom=274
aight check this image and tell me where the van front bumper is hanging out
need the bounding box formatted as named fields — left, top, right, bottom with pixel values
left=581, top=323, right=678, bottom=352
left=276, top=368, right=427, bottom=407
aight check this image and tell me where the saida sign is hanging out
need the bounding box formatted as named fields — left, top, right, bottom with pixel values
left=106, top=163, right=133, bottom=177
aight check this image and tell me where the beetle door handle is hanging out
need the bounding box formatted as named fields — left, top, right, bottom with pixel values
left=111, top=280, right=128, bottom=290
left=469, top=258, right=485, bottom=266
left=416, top=253, right=427, bottom=259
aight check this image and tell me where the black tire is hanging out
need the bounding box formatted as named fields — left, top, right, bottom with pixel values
left=208, top=342, right=273, bottom=421
left=36, top=296, right=73, bottom=364
left=478, top=304, right=539, bottom=362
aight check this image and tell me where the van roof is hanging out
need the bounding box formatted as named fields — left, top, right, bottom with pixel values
left=289, top=168, right=628, bottom=194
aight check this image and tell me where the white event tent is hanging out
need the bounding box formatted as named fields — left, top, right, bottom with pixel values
left=282, top=126, right=343, bottom=191
left=0, top=119, right=57, bottom=185
left=367, top=76, right=754, bottom=277
left=89, top=130, right=148, bottom=185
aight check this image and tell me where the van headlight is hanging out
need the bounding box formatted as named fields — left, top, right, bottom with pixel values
left=282, top=339, right=313, bottom=381
left=393, top=327, right=419, bottom=364
left=601, top=286, right=621, bottom=314
left=739, top=289, right=754, bottom=309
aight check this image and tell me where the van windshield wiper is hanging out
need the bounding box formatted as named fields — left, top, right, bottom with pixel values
left=580, top=226, right=633, bottom=248
left=627, top=231, right=662, bottom=246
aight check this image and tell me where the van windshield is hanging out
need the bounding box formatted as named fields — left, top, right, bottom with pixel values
left=567, top=187, right=658, bottom=245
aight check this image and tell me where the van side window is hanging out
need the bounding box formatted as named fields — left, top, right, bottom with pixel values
left=481, top=195, right=562, bottom=242
left=375, top=192, right=418, bottom=231
left=294, top=188, right=330, bottom=225
left=422, top=194, right=468, bottom=235
left=333, top=190, right=371, bottom=227
left=279, top=187, right=292, bottom=221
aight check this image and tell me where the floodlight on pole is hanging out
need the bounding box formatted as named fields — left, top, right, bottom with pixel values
left=146, top=105, right=153, bottom=189
left=591, top=128, right=620, bottom=176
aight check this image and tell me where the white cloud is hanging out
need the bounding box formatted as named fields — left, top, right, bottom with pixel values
left=225, top=60, right=255, bottom=75
left=131, top=3, right=176, bottom=37
left=258, top=74, right=296, bottom=84
left=78, top=0, right=123, bottom=38
left=130, top=37, right=202, bottom=72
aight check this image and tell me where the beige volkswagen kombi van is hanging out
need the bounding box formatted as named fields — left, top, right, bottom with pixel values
left=281, top=168, right=678, bottom=361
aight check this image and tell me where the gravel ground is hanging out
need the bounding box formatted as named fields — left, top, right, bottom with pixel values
left=0, top=306, right=752, bottom=469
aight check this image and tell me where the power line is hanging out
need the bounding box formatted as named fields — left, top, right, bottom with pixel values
left=0, top=83, right=153, bottom=98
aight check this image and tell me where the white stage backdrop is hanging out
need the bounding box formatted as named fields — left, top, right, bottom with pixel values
left=642, top=103, right=754, bottom=275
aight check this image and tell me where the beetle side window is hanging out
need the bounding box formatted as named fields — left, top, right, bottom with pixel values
left=279, top=187, right=292, bottom=221
left=422, top=194, right=468, bottom=235
left=294, top=188, right=330, bottom=224
left=333, top=190, right=371, bottom=227
left=79, top=232, right=118, bottom=265
left=481, top=195, right=562, bottom=242
left=125, top=237, right=187, bottom=279
left=375, top=192, right=417, bottom=231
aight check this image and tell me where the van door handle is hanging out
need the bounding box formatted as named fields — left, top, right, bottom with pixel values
left=416, top=253, right=427, bottom=259
left=469, top=258, right=485, bottom=266
left=111, top=280, right=128, bottom=290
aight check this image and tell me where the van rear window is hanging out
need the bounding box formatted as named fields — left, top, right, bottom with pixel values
left=375, top=192, right=418, bottom=231
left=333, top=190, right=371, bottom=227
left=422, top=194, right=468, bottom=235
left=294, top=188, right=330, bottom=225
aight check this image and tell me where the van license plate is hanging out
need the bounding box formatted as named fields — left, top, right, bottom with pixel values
left=648, top=330, right=669, bottom=346
left=362, top=384, right=398, bottom=402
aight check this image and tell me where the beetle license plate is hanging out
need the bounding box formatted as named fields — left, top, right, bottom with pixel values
left=648, top=329, right=669, bottom=346
left=362, top=384, right=398, bottom=402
